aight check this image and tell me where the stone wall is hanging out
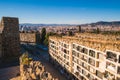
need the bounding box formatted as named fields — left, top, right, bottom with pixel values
left=20, top=32, right=36, bottom=43
left=20, top=32, right=41, bottom=43
left=0, top=17, right=20, bottom=57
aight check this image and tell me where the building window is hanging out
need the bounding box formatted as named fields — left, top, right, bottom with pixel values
left=77, top=66, right=82, bottom=72
left=72, top=50, right=76, bottom=56
left=81, top=48, right=88, bottom=54
left=73, top=44, right=76, bottom=49
left=89, top=58, right=95, bottom=66
left=117, top=66, right=120, bottom=74
left=119, top=55, right=120, bottom=63
left=117, top=77, right=120, bottom=80
left=106, top=62, right=116, bottom=72
left=76, top=46, right=82, bottom=52
left=106, top=51, right=117, bottom=62
left=96, top=70, right=103, bottom=79
left=89, top=50, right=95, bottom=57
left=104, top=71, right=115, bottom=80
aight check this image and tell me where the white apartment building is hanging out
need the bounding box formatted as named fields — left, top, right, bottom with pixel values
left=49, top=33, right=120, bottom=80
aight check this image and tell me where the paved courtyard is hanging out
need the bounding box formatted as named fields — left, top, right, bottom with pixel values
left=0, top=66, right=20, bottom=80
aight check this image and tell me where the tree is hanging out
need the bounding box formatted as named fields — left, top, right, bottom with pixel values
left=41, top=28, right=46, bottom=44
left=68, top=31, right=73, bottom=36
left=78, top=25, right=82, bottom=33
left=36, top=31, right=41, bottom=44
left=44, top=33, right=49, bottom=45
left=44, top=32, right=57, bottom=46
left=96, top=28, right=100, bottom=34
left=92, top=28, right=100, bottom=34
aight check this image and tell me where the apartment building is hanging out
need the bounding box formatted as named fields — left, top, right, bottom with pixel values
left=49, top=33, right=120, bottom=80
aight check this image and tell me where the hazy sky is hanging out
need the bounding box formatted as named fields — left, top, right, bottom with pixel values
left=0, top=0, right=120, bottom=24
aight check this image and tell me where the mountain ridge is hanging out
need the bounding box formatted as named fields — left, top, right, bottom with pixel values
left=20, top=21, right=120, bottom=27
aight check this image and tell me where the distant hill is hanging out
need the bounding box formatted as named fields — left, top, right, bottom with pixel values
left=20, top=21, right=120, bottom=27
left=81, top=21, right=120, bottom=27
left=92, top=21, right=120, bottom=25
left=19, top=23, right=77, bottom=27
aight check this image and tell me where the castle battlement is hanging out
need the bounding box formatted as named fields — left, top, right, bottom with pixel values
left=0, top=17, right=20, bottom=58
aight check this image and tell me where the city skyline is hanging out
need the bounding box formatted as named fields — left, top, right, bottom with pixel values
left=0, top=0, right=120, bottom=24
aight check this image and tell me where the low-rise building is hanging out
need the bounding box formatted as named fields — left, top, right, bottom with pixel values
left=49, top=33, right=120, bottom=80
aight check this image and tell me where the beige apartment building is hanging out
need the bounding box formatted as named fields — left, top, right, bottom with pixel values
left=49, top=33, right=120, bottom=80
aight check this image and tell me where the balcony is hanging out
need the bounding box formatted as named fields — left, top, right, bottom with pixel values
left=73, top=50, right=79, bottom=58
left=117, top=66, right=120, bottom=74
left=82, top=70, right=88, bottom=77
left=119, top=55, right=120, bottom=63
left=79, top=54, right=82, bottom=59
left=82, top=63, right=88, bottom=70
left=117, top=77, right=120, bottom=80
left=72, top=50, right=77, bottom=56
left=106, top=51, right=117, bottom=62
left=89, top=50, right=95, bottom=58
left=86, top=73, right=96, bottom=80
left=63, top=49, right=67, bottom=54
left=81, top=55, right=88, bottom=62
left=90, top=67, right=96, bottom=74
left=104, top=71, right=115, bottom=80
left=74, top=71, right=79, bottom=77
left=96, top=70, right=103, bottom=79
left=106, top=62, right=116, bottom=72
left=63, top=44, right=68, bottom=48
left=80, top=76, right=86, bottom=80
left=97, top=52, right=105, bottom=60
left=72, top=44, right=75, bottom=49
left=76, top=46, right=81, bottom=51
left=81, top=48, right=88, bottom=54
left=88, top=58, right=95, bottom=66
left=73, top=56, right=78, bottom=63
left=77, top=66, right=82, bottom=72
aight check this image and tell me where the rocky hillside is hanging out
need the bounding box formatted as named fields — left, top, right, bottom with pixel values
left=20, top=53, right=57, bottom=80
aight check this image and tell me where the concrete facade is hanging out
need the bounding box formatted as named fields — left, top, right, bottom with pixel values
left=49, top=33, right=120, bottom=80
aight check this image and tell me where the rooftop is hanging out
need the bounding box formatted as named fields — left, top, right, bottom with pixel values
left=49, top=33, right=120, bottom=52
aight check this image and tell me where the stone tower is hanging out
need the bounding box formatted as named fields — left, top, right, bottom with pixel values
left=0, top=17, right=20, bottom=57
